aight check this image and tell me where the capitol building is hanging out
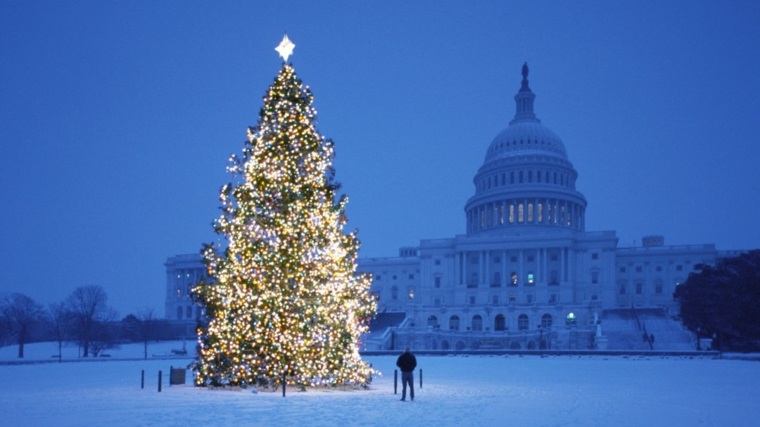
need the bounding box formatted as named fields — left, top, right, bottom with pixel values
left=166, top=64, right=737, bottom=351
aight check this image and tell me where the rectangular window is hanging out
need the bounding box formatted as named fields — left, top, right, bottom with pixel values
left=591, top=271, right=599, bottom=284
left=636, top=282, right=643, bottom=294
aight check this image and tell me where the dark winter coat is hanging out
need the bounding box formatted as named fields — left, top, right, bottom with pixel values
left=396, top=351, right=417, bottom=372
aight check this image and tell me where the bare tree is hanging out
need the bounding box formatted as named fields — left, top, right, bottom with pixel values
left=136, top=308, right=159, bottom=360
left=65, top=285, right=117, bottom=357
left=48, top=302, right=69, bottom=363
left=0, top=293, right=46, bottom=358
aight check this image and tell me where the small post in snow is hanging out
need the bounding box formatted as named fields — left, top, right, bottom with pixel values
left=158, top=370, right=162, bottom=392
left=420, top=369, right=423, bottom=389
left=282, top=371, right=286, bottom=397
left=141, top=370, right=145, bottom=389
left=394, top=369, right=398, bottom=395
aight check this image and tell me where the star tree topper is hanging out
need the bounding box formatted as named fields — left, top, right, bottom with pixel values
left=275, top=34, right=295, bottom=62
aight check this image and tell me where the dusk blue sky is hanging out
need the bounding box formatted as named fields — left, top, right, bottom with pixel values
left=2, top=1, right=758, bottom=316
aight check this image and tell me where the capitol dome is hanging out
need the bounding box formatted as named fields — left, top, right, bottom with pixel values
left=486, top=121, right=568, bottom=163
left=464, top=63, right=587, bottom=235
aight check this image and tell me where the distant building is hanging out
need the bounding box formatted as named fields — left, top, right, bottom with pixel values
left=356, top=64, right=733, bottom=351
left=164, top=254, right=205, bottom=325
left=166, top=64, right=744, bottom=350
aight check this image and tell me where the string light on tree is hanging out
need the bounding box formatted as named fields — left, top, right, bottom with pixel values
left=192, top=35, right=376, bottom=390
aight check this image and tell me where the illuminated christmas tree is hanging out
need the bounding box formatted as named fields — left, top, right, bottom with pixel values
left=193, top=36, right=376, bottom=389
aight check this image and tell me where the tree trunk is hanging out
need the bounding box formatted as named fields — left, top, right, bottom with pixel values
left=17, top=326, right=27, bottom=358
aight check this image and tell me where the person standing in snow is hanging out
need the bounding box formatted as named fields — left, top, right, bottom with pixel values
left=396, top=347, right=417, bottom=401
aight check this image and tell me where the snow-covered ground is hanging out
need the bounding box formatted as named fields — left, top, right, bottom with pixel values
left=1, top=342, right=759, bottom=426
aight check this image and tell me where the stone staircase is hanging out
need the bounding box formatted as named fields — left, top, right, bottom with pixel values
left=601, top=308, right=695, bottom=351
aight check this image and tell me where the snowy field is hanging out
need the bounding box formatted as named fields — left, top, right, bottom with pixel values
left=2, top=342, right=759, bottom=427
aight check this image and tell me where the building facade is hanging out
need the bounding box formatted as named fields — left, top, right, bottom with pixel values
left=357, top=64, right=720, bottom=351
left=164, top=254, right=206, bottom=324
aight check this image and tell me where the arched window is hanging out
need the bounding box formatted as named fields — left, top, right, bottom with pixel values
left=541, top=313, right=553, bottom=328
left=472, top=315, right=483, bottom=331
left=449, top=315, right=460, bottom=331
left=177, top=306, right=183, bottom=320
left=186, top=306, right=192, bottom=318
left=427, top=315, right=439, bottom=328
left=518, top=314, right=529, bottom=330
left=494, top=314, right=506, bottom=331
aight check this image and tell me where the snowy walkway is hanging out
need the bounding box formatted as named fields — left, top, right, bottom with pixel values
left=1, top=344, right=759, bottom=426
